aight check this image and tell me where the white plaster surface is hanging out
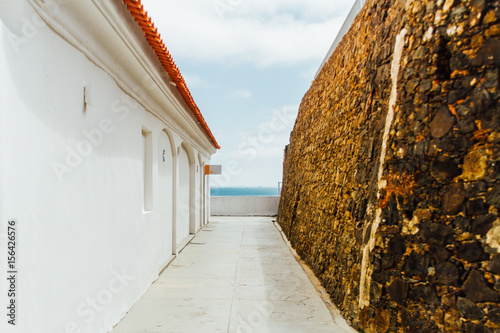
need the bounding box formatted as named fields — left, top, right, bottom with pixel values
left=211, top=196, right=280, bottom=216
left=112, top=217, right=356, bottom=333
left=0, top=1, right=214, bottom=332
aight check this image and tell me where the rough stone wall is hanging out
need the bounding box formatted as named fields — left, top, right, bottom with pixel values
left=278, top=0, right=500, bottom=332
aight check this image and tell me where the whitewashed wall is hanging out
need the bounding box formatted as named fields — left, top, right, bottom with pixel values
left=0, top=1, right=215, bottom=332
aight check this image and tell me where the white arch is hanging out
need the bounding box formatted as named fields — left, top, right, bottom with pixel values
left=197, top=154, right=204, bottom=229
left=181, top=143, right=198, bottom=235
left=158, top=129, right=176, bottom=260
left=176, top=143, right=192, bottom=245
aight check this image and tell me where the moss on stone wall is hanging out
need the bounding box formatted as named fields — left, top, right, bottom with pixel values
left=278, top=0, right=500, bottom=331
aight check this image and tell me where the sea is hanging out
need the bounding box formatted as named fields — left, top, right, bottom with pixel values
left=210, top=187, right=279, bottom=197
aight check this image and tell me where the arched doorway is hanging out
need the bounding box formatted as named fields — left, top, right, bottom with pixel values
left=197, top=155, right=204, bottom=229
left=177, top=144, right=191, bottom=245
left=158, top=131, right=174, bottom=261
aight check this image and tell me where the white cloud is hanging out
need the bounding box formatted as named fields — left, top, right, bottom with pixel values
left=228, top=89, right=252, bottom=99
left=208, top=104, right=299, bottom=186
left=229, top=105, right=298, bottom=159
left=181, top=73, right=204, bottom=88
left=141, top=0, right=355, bottom=67
left=181, top=73, right=221, bottom=91
left=137, top=1, right=356, bottom=187
left=215, top=0, right=353, bottom=22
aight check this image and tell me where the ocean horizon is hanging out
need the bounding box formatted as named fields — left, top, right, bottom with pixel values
left=210, top=187, right=279, bottom=197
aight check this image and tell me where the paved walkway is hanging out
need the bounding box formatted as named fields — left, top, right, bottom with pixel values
left=112, top=217, right=356, bottom=333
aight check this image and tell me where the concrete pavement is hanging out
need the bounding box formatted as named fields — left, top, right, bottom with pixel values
left=112, top=216, right=356, bottom=333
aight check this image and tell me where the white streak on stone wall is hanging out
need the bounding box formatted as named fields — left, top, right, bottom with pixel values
left=358, top=28, right=407, bottom=309
left=487, top=219, right=500, bottom=252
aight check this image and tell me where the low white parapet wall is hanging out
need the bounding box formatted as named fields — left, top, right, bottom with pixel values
left=210, top=196, right=280, bottom=216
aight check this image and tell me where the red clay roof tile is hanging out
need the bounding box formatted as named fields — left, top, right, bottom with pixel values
left=123, top=0, right=220, bottom=149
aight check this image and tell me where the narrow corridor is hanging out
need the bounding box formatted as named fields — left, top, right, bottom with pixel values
left=112, top=217, right=355, bottom=333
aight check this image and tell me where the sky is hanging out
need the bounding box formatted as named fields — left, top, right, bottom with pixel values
left=140, top=0, right=356, bottom=187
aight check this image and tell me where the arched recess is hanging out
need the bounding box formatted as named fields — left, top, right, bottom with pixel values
left=202, top=161, right=209, bottom=225
left=197, top=154, right=204, bottom=229
left=192, top=152, right=200, bottom=232
left=176, top=142, right=196, bottom=244
left=158, top=130, right=175, bottom=260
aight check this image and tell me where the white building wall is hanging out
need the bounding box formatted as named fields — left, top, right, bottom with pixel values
left=0, top=1, right=215, bottom=332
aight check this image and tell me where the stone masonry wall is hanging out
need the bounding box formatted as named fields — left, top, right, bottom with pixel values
left=278, top=0, right=500, bottom=332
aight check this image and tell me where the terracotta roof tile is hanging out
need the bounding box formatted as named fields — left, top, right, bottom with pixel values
left=123, top=0, right=220, bottom=149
